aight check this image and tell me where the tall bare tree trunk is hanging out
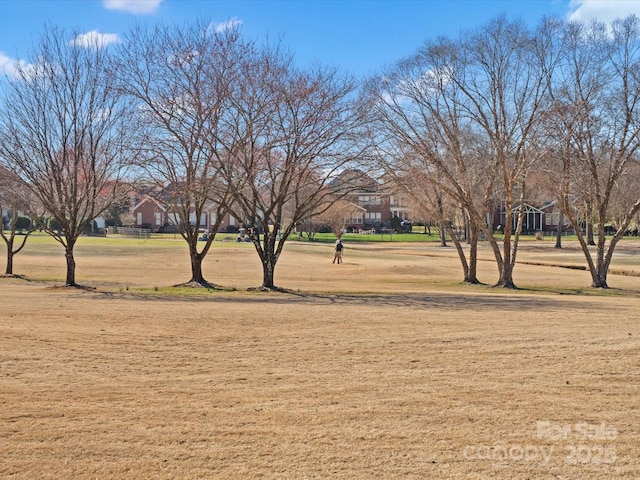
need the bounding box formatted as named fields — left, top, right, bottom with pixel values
left=467, top=223, right=480, bottom=284
left=585, top=203, right=595, bottom=246
left=439, top=223, right=447, bottom=247
left=555, top=209, right=564, bottom=249
left=437, top=194, right=447, bottom=247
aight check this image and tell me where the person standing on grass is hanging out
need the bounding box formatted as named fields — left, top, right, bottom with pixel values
left=333, top=239, right=344, bottom=264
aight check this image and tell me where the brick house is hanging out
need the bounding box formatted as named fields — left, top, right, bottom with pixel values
left=491, top=200, right=574, bottom=234
left=331, top=169, right=411, bottom=231
left=131, top=193, right=240, bottom=233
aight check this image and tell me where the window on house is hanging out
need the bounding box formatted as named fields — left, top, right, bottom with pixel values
left=155, top=212, right=162, bottom=226
left=136, top=212, right=142, bottom=225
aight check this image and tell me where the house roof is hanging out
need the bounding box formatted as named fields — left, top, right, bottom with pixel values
left=132, top=195, right=167, bottom=212
left=329, top=169, right=379, bottom=194
left=507, top=203, right=544, bottom=214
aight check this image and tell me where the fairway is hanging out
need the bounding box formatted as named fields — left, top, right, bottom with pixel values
left=1, top=235, right=639, bottom=479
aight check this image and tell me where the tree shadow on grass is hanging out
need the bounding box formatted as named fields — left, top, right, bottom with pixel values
left=85, top=288, right=613, bottom=313
left=0, top=274, right=31, bottom=281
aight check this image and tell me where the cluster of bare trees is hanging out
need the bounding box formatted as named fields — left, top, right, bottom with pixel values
left=3, top=15, right=640, bottom=290
left=365, top=15, right=640, bottom=288
left=0, top=25, right=134, bottom=285
left=0, top=20, right=365, bottom=289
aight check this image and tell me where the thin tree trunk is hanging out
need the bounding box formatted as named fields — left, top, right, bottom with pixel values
left=465, top=214, right=471, bottom=244
left=555, top=209, right=564, bottom=249
left=439, top=223, right=447, bottom=247
left=467, top=225, right=479, bottom=284
left=586, top=205, right=595, bottom=246
left=444, top=217, right=480, bottom=284
left=445, top=222, right=469, bottom=282
left=437, top=194, right=446, bottom=247
left=496, top=207, right=517, bottom=288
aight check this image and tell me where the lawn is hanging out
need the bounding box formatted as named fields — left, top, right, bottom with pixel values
left=1, top=234, right=639, bottom=478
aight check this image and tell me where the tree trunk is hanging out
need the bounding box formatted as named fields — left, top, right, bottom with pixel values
left=65, top=246, right=76, bottom=286
left=5, top=247, right=14, bottom=275
left=591, top=268, right=608, bottom=288
left=465, top=214, right=471, bottom=244
left=497, top=227, right=517, bottom=289
left=437, top=194, right=446, bottom=246
left=586, top=206, right=595, bottom=246
left=555, top=209, right=564, bottom=249
left=261, top=257, right=277, bottom=290
left=189, top=253, right=206, bottom=285
left=446, top=223, right=469, bottom=282
left=445, top=218, right=480, bottom=285
left=466, top=226, right=480, bottom=284
left=496, top=259, right=517, bottom=288
left=495, top=222, right=517, bottom=288
left=439, top=223, right=447, bottom=247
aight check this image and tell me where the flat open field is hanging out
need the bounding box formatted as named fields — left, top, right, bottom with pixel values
left=1, top=235, right=639, bottom=479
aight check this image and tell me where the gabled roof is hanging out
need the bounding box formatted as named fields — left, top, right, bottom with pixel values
left=132, top=195, right=167, bottom=212
left=512, top=203, right=544, bottom=214
left=329, top=169, right=379, bottom=194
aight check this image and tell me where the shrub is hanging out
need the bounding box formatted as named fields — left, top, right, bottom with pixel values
left=15, top=216, right=32, bottom=231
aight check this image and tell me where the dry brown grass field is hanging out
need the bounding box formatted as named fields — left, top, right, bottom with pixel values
left=1, top=234, right=639, bottom=479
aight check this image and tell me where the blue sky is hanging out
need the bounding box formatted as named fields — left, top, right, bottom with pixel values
left=2, top=0, right=640, bottom=78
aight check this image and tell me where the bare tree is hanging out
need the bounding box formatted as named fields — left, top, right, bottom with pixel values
left=0, top=25, right=133, bottom=287
left=364, top=35, right=496, bottom=285
left=0, top=167, right=40, bottom=276
left=549, top=16, right=640, bottom=288
left=220, top=45, right=366, bottom=290
left=394, top=163, right=485, bottom=283
left=366, top=16, right=557, bottom=288
left=115, top=20, right=241, bottom=287
left=296, top=213, right=323, bottom=241
left=317, top=199, right=362, bottom=239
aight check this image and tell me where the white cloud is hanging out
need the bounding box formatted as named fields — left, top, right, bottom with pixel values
left=214, top=18, right=243, bottom=33
left=0, top=53, right=47, bottom=82
left=0, top=52, right=28, bottom=78
left=0, top=52, right=15, bottom=76
left=103, top=0, right=163, bottom=15
left=568, top=0, right=640, bottom=24
left=70, top=30, right=121, bottom=48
